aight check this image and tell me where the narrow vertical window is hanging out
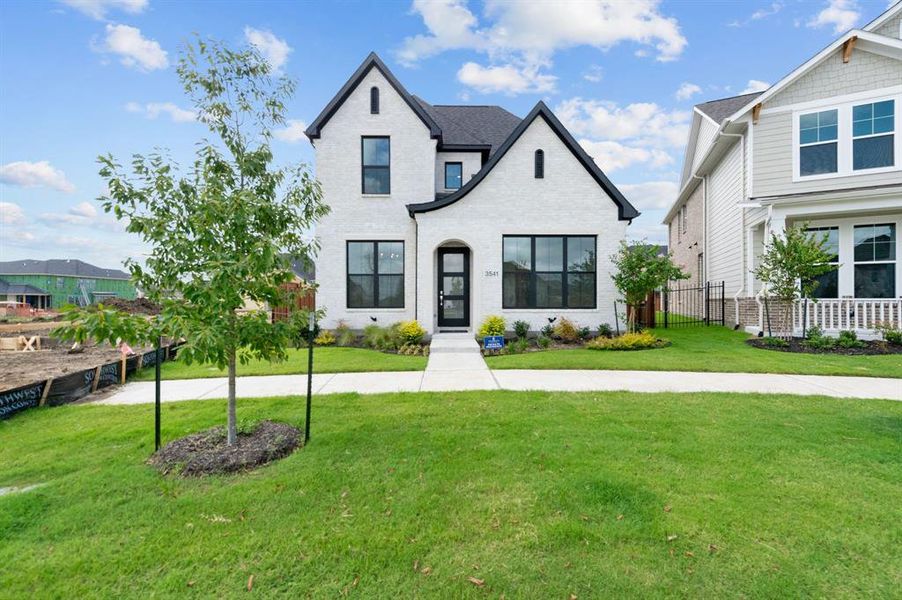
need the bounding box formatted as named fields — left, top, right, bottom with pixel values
left=805, top=227, right=839, bottom=298
left=444, top=162, right=462, bottom=190
left=370, top=87, right=379, bottom=114
left=534, top=149, right=544, bottom=178
left=361, top=136, right=390, bottom=194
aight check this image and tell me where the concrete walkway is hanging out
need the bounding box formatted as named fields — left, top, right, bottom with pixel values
left=421, top=332, right=496, bottom=391
left=96, top=368, right=902, bottom=405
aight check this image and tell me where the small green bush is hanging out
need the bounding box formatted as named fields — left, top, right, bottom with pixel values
left=363, top=323, right=402, bottom=351
left=577, top=326, right=591, bottom=340
left=875, top=322, right=902, bottom=345
left=537, top=335, right=552, bottom=349
left=597, top=323, right=613, bottom=338
left=803, top=325, right=835, bottom=350
left=586, top=332, right=667, bottom=351
left=761, top=336, right=789, bottom=348
left=504, top=338, right=529, bottom=355
left=540, top=324, right=554, bottom=338
left=334, top=320, right=355, bottom=347
left=552, top=317, right=580, bottom=343
left=477, top=315, right=506, bottom=338
left=837, top=330, right=864, bottom=349
left=313, top=329, right=336, bottom=346
left=513, top=320, right=530, bottom=340
left=397, top=320, right=426, bottom=345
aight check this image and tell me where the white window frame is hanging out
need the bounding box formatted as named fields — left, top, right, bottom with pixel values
left=791, top=91, right=902, bottom=182
left=853, top=223, right=897, bottom=299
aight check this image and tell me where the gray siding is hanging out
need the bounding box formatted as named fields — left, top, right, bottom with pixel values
left=767, top=49, right=901, bottom=108
left=872, top=13, right=901, bottom=39
left=706, top=142, right=744, bottom=295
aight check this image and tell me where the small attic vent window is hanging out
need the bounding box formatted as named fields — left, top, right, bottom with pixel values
left=370, top=87, right=379, bottom=114
left=534, top=149, right=544, bottom=179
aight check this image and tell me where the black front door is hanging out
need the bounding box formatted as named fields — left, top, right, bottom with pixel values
left=438, top=248, right=469, bottom=328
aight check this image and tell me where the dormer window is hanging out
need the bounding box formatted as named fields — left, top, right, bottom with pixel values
left=534, top=149, right=544, bottom=178
left=444, top=162, right=462, bottom=190
left=370, top=87, right=379, bottom=114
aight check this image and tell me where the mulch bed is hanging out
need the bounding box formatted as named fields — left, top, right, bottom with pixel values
left=746, top=338, right=902, bottom=356
left=99, top=297, right=161, bottom=315
left=148, top=421, right=301, bottom=477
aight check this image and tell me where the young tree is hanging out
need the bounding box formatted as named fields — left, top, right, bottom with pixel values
left=56, top=38, right=328, bottom=446
left=753, top=224, right=838, bottom=338
left=610, top=242, right=689, bottom=332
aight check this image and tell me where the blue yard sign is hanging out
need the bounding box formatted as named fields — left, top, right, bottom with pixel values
left=483, top=335, right=504, bottom=350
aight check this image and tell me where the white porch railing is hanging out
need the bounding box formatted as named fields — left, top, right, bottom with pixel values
left=795, top=298, right=902, bottom=333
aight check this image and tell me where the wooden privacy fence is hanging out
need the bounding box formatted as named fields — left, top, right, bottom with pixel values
left=630, top=282, right=726, bottom=329
left=272, top=282, right=315, bottom=322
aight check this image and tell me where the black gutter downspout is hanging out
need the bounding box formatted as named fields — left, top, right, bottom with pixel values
left=412, top=214, right=418, bottom=322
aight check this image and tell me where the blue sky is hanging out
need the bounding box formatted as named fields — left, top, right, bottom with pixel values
left=0, top=0, right=894, bottom=269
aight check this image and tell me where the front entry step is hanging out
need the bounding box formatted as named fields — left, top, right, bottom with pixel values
left=426, top=333, right=488, bottom=372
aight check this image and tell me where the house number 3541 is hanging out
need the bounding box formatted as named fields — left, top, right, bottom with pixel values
left=484, top=270, right=499, bottom=277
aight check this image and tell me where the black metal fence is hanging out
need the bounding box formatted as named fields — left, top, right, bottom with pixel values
left=633, top=281, right=725, bottom=329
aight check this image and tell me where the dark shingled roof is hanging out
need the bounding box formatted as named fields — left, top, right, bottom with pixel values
left=696, top=91, right=764, bottom=124
left=414, top=97, right=521, bottom=156
left=0, top=259, right=129, bottom=280
left=0, top=278, right=50, bottom=295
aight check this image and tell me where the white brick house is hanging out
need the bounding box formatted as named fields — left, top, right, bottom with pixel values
left=665, top=4, right=902, bottom=335
left=305, top=53, right=638, bottom=334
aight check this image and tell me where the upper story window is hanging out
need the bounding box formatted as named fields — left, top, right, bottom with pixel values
left=444, top=162, right=462, bottom=190
left=852, top=100, right=894, bottom=170
left=361, top=136, right=390, bottom=194
left=799, top=109, right=838, bottom=176
left=534, top=149, right=544, bottom=178
left=370, top=87, right=379, bottom=114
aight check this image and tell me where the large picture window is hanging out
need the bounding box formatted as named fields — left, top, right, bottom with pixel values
left=854, top=224, right=896, bottom=298
left=853, top=100, right=894, bottom=170
left=347, top=241, right=404, bottom=308
left=502, top=235, right=596, bottom=309
left=805, top=226, right=839, bottom=298
left=799, top=109, right=838, bottom=176
left=361, top=136, right=390, bottom=194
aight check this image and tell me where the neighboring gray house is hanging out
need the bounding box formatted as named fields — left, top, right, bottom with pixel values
left=665, top=3, right=902, bottom=334
left=304, top=53, right=638, bottom=334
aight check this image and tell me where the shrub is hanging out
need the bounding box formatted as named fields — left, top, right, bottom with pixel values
left=761, top=336, right=789, bottom=348
left=313, top=329, right=336, bottom=346
left=597, top=323, right=613, bottom=338
left=586, top=332, right=667, bottom=351
left=837, top=330, right=864, bottom=349
left=504, top=338, right=529, bottom=355
left=334, top=320, right=355, bottom=347
left=513, top=320, right=530, bottom=340
left=363, top=323, right=402, bottom=351
left=875, top=322, right=902, bottom=345
left=398, top=320, right=426, bottom=345
left=537, top=335, right=552, bottom=349
left=552, top=317, right=580, bottom=343
left=398, top=343, right=426, bottom=356
left=477, top=315, right=506, bottom=338
left=577, top=326, right=591, bottom=340
left=540, top=324, right=554, bottom=338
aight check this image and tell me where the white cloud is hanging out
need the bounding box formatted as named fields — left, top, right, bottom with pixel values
left=59, top=0, right=147, bottom=20
left=398, top=0, right=686, bottom=95
left=273, top=119, right=308, bottom=143
left=457, top=62, right=556, bottom=95
left=807, top=0, right=860, bottom=34
left=619, top=181, right=679, bottom=210
left=0, top=202, right=27, bottom=225
left=98, top=24, right=169, bottom=71
left=0, top=161, right=76, bottom=193
left=740, top=79, right=770, bottom=94
left=38, top=201, right=123, bottom=232
left=583, top=65, right=604, bottom=83
left=675, top=82, right=702, bottom=101
left=556, top=97, right=691, bottom=148
left=244, top=27, right=292, bottom=72
left=579, top=139, right=674, bottom=172
left=728, top=2, right=783, bottom=27
left=126, top=101, right=196, bottom=122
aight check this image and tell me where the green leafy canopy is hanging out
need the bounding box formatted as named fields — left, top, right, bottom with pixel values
left=610, top=242, right=689, bottom=331
left=753, top=224, right=839, bottom=302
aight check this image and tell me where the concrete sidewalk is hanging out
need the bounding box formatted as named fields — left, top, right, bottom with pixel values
left=96, top=368, right=902, bottom=405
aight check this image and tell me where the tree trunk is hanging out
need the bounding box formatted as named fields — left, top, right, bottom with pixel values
left=227, top=348, right=237, bottom=446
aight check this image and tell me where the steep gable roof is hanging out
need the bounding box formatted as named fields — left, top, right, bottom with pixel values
left=0, top=259, right=129, bottom=279
left=407, top=101, right=639, bottom=222
left=304, top=52, right=442, bottom=141
left=696, top=92, right=764, bottom=124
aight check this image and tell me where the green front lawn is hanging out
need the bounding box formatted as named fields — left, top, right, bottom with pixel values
left=487, top=326, right=902, bottom=378
left=132, top=346, right=427, bottom=381
left=2, top=391, right=900, bottom=596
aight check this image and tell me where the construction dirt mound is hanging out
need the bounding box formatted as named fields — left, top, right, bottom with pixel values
left=100, top=297, right=161, bottom=315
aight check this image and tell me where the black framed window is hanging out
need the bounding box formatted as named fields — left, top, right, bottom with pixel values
left=853, top=100, right=894, bottom=170
left=799, top=109, right=838, bottom=176
left=502, top=235, right=596, bottom=309
left=444, top=162, right=462, bottom=189
left=370, top=87, right=379, bottom=114
left=854, top=224, right=896, bottom=298
left=534, top=149, right=544, bottom=178
left=805, top=226, right=839, bottom=298
left=347, top=241, right=404, bottom=308
left=362, top=136, right=390, bottom=194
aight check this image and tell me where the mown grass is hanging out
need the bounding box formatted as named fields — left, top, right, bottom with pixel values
left=487, top=326, right=902, bottom=378
left=132, top=346, right=427, bottom=381
left=1, top=391, right=900, bottom=597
